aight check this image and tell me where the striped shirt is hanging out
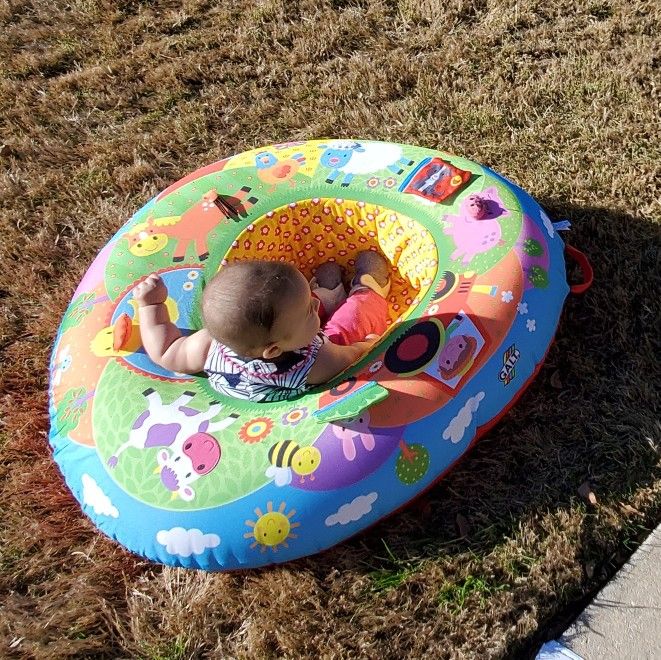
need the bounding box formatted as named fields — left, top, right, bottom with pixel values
left=204, top=333, right=327, bottom=402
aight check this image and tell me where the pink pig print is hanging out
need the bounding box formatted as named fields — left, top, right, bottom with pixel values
left=443, top=187, right=510, bottom=265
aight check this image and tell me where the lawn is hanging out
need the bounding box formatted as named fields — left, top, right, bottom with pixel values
left=0, top=0, right=659, bottom=657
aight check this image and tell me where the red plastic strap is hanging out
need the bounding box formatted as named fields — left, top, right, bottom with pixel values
left=565, top=245, right=594, bottom=294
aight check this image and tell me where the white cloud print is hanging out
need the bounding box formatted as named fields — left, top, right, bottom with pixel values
left=442, top=392, right=485, bottom=444
left=325, top=492, right=378, bottom=527
left=81, top=473, right=119, bottom=518
left=156, top=527, right=220, bottom=557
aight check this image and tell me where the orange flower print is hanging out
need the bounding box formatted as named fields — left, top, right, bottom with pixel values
left=238, top=417, right=274, bottom=444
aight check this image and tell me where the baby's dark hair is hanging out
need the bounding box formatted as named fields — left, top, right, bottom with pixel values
left=202, top=260, right=301, bottom=354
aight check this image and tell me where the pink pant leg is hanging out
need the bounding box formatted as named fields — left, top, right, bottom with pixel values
left=324, top=289, right=388, bottom=346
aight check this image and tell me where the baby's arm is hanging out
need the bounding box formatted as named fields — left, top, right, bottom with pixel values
left=307, top=336, right=378, bottom=385
left=134, top=274, right=212, bottom=374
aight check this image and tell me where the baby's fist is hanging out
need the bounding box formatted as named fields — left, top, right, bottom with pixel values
left=363, top=334, right=381, bottom=347
left=133, top=273, right=168, bottom=306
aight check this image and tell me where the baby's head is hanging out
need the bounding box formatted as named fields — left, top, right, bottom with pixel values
left=202, top=260, right=321, bottom=360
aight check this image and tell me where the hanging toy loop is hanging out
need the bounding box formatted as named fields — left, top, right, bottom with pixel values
left=565, top=245, right=594, bottom=294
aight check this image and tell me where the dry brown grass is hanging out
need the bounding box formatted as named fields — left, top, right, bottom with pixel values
left=1, top=0, right=659, bottom=657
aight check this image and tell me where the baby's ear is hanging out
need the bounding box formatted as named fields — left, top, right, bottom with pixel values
left=262, top=343, right=283, bottom=360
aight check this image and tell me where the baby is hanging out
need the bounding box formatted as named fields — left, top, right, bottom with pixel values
left=133, top=250, right=391, bottom=402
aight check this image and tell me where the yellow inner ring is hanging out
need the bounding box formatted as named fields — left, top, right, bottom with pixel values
left=222, top=198, right=438, bottom=326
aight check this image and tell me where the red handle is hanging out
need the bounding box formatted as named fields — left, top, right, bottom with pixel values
left=565, top=245, right=593, bottom=294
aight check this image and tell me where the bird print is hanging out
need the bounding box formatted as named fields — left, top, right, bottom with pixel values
left=254, top=151, right=306, bottom=191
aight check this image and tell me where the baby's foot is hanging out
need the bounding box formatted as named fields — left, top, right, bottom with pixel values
left=310, top=262, right=347, bottom=317
left=350, top=250, right=391, bottom=298
left=313, top=262, right=344, bottom=290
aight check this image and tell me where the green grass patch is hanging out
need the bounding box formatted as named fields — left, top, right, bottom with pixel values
left=438, top=575, right=510, bottom=613
left=366, top=540, right=422, bottom=592
left=141, top=636, right=188, bottom=660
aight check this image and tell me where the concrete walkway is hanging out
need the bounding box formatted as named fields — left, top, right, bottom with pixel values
left=536, top=525, right=660, bottom=660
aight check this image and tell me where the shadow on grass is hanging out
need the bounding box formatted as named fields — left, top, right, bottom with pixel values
left=2, top=202, right=656, bottom=659
left=293, top=201, right=660, bottom=653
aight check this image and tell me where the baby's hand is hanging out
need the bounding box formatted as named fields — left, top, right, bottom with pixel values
left=353, top=334, right=380, bottom=356
left=133, top=273, right=168, bottom=307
